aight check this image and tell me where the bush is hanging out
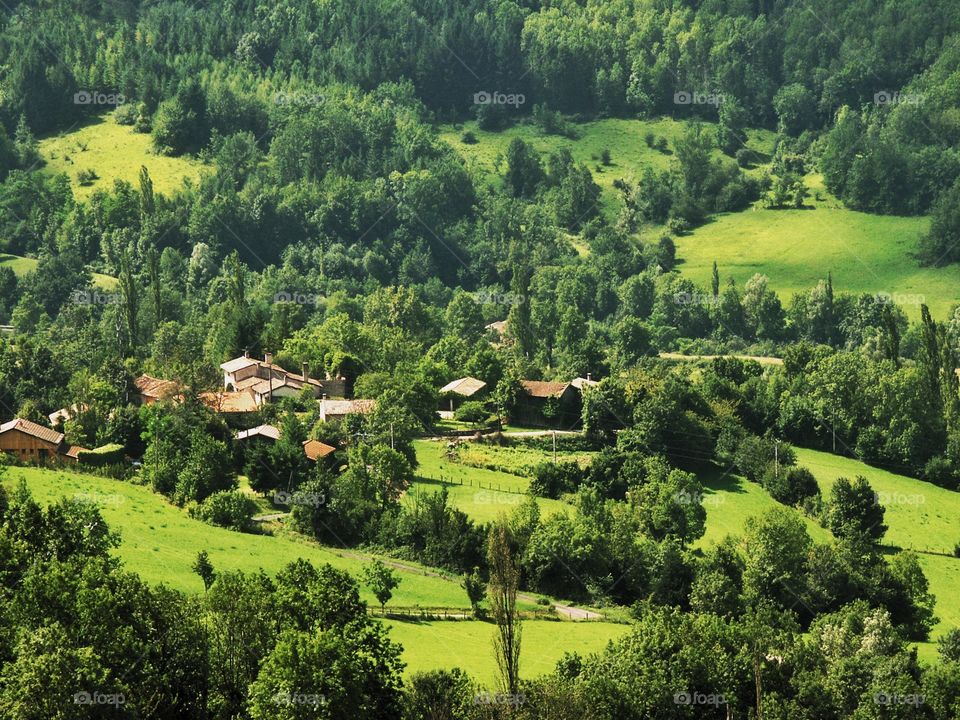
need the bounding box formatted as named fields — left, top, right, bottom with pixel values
left=736, top=148, right=754, bottom=168
left=190, top=490, right=258, bottom=531
left=656, top=136, right=669, bottom=153
left=77, top=443, right=125, bottom=467
left=765, top=466, right=819, bottom=506
left=530, top=461, right=585, bottom=498
left=453, top=400, right=492, bottom=426
left=76, top=168, right=98, bottom=186
left=600, top=148, right=611, bottom=165
left=460, top=130, right=478, bottom=144
left=923, top=455, right=958, bottom=491
left=644, top=131, right=655, bottom=147
left=114, top=103, right=137, bottom=125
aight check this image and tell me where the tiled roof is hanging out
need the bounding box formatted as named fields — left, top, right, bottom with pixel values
left=0, top=418, right=64, bottom=445
left=320, top=399, right=376, bottom=416
left=521, top=380, right=570, bottom=399
left=302, top=439, right=336, bottom=461
left=236, top=424, right=281, bottom=441
left=440, top=377, right=487, bottom=397
left=570, top=377, right=599, bottom=391
left=199, top=391, right=259, bottom=413
left=220, top=357, right=260, bottom=373
left=134, top=374, right=179, bottom=399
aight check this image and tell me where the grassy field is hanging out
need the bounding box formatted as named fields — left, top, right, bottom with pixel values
left=384, top=618, right=628, bottom=686
left=411, top=440, right=567, bottom=523
left=8, top=463, right=624, bottom=684
left=438, top=117, right=776, bottom=217
left=673, top=186, right=948, bottom=319
left=0, top=253, right=117, bottom=290
left=694, top=463, right=832, bottom=548
left=795, top=448, right=960, bottom=641
left=39, top=113, right=204, bottom=200
left=6, top=465, right=469, bottom=607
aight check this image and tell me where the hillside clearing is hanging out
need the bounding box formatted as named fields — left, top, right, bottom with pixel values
left=39, top=113, right=204, bottom=200
left=384, top=619, right=628, bottom=687
left=674, top=198, right=945, bottom=319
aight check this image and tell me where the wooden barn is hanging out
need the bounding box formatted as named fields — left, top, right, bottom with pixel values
left=0, top=418, right=85, bottom=464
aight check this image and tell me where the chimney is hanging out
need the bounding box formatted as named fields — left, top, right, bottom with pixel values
left=587, top=373, right=592, bottom=381
left=264, top=351, right=273, bottom=365
left=302, top=362, right=309, bottom=382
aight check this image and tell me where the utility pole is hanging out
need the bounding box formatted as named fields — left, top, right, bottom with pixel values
left=774, top=440, right=779, bottom=480
left=552, top=430, right=557, bottom=464
left=390, top=422, right=395, bottom=451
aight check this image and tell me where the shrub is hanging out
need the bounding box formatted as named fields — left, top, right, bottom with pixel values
left=77, top=443, right=125, bottom=467
left=114, top=103, right=137, bottom=125
left=461, top=130, right=478, bottom=144
left=655, top=136, right=669, bottom=152
left=600, top=148, right=611, bottom=165
left=454, top=401, right=492, bottom=426
left=735, top=148, right=754, bottom=168
left=765, top=466, right=819, bottom=506
left=644, top=131, right=655, bottom=147
left=530, top=461, right=585, bottom=498
left=76, top=168, right=98, bottom=185
left=190, top=490, right=258, bottom=531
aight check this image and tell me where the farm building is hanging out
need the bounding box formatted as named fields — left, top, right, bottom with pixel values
left=438, top=376, right=487, bottom=412
left=0, top=418, right=86, bottom=464
left=513, top=380, right=584, bottom=429
left=134, top=374, right=181, bottom=405
left=198, top=390, right=260, bottom=416
left=318, top=398, right=377, bottom=423
left=220, top=352, right=346, bottom=402
left=234, top=424, right=336, bottom=462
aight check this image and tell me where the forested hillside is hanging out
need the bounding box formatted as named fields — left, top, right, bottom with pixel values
left=2, top=0, right=960, bottom=718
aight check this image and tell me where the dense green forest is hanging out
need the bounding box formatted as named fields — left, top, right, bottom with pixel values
left=1, top=0, right=960, bottom=717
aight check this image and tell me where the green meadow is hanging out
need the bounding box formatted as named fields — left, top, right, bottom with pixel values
left=440, top=116, right=953, bottom=320
left=39, top=113, right=204, bottom=200
left=410, top=440, right=568, bottom=523
left=673, top=184, right=948, bottom=319
left=5, top=465, right=467, bottom=607
left=384, top=618, right=628, bottom=687
left=795, top=448, right=960, bottom=641
left=438, top=117, right=776, bottom=217
left=0, top=253, right=117, bottom=290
